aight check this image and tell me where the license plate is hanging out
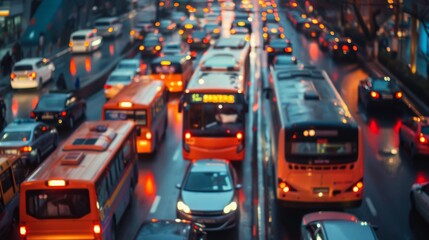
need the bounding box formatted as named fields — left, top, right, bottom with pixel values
left=194, top=38, right=201, bottom=42
left=42, top=114, right=54, bottom=119
left=18, top=77, right=28, bottom=80
left=199, top=218, right=216, bottom=223
left=383, top=94, right=393, bottom=99
left=313, top=187, right=329, bottom=195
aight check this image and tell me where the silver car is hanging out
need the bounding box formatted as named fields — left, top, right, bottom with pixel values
left=176, top=159, right=241, bottom=231
left=301, top=211, right=378, bottom=240
left=411, top=181, right=429, bottom=223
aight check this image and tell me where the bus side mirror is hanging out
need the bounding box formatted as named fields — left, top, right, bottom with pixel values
left=136, top=126, right=141, bottom=137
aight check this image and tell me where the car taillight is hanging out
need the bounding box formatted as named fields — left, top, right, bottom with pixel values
left=60, top=111, right=67, bottom=117
left=342, top=45, right=349, bottom=51
left=104, top=84, right=112, bottom=89
left=370, top=91, right=380, bottom=98
left=187, top=38, right=193, bottom=43
left=352, top=45, right=358, bottom=51
left=145, top=132, right=152, bottom=140
left=30, top=112, right=36, bottom=118
left=419, top=134, right=428, bottom=144
left=10, top=72, right=16, bottom=79
left=29, top=72, right=37, bottom=79
left=203, top=38, right=209, bottom=43
left=395, top=91, right=403, bottom=99
left=185, top=132, right=191, bottom=139
left=139, top=45, right=145, bottom=51
left=333, top=45, right=338, bottom=50
left=285, top=47, right=292, bottom=53
left=20, top=146, right=32, bottom=152
left=266, top=46, right=273, bottom=52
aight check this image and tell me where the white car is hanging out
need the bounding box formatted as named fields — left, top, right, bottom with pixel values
left=69, top=29, right=102, bottom=53
left=115, top=59, right=144, bottom=75
left=411, top=181, right=429, bottom=223
left=104, top=69, right=137, bottom=99
left=10, top=58, right=55, bottom=89
left=94, top=17, right=122, bottom=37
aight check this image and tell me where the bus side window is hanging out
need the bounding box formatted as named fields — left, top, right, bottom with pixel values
left=0, top=169, right=16, bottom=196
left=96, top=177, right=109, bottom=207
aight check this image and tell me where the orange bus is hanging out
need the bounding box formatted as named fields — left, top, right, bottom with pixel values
left=150, top=55, right=193, bottom=92
left=102, top=80, right=168, bottom=154
left=179, top=69, right=248, bottom=161
left=19, top=121, right=138, bottom=240
left=0, top=154, right=30, bottom=236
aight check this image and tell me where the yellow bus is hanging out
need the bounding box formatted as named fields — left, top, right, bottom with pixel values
left=150, top=55, right=193, bottom=92
left=19, top=121, right=138, bottom=240
left=0, top=154, right=30, bottom=236
left=266, top=65, right=363, bottom=208
left=102, top=80, right=168, bottom=154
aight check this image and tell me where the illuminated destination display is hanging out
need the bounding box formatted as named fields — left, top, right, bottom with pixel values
left=191, top=93, right=235, bottom=103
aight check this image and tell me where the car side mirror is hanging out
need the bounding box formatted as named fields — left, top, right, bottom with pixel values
left=235, top=184, right=242, bottom=189
left=176, top=183, right=181, bottom=189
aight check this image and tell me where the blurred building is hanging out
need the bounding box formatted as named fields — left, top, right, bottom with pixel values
left=0, top=0, right=24, bottom=46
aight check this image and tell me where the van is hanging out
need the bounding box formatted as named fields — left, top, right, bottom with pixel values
left=94, top=17, right=123, bottom=37
left=69, top=29, right=102, bottom=53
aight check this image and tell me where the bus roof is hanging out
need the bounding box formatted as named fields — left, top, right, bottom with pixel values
left=186, top=71, right=244, bottom=93
left=151, top=55, right=191, bottom=65
left=104, top=80, right=165, bottom=109
left=271, top=65, right=355, bottom=126
left=24, top=121, right=135, bottom=182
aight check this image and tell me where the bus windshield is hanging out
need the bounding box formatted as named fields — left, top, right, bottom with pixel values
left=104, top=110, right=147, bottom=126
left=26, top=189, right=90, bottom=219
left=185, top=103, right=244, bottom=134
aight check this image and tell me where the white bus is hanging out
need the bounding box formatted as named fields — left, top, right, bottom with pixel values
left=265, top=65, right=364, bottom=208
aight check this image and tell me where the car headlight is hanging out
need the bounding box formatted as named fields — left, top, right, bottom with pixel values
left=223, top=201, right=237, bottom=214
left=177, top=201, right=191, bottom=214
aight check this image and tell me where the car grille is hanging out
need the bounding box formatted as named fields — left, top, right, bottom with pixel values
left=191, top=210, right=223, bottom=216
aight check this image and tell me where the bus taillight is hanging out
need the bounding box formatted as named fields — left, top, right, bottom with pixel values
left=19, top=225, right=27, bottom=236
left=185, top=132, right=191, bottom=139
left=145, top=132, right=152, bottom=140
left=370, top=91, right=379, bottom=99
left=236, top=132, right=243, bottom=140
left=278, top=180, right=295, bottom=192
left=93, top=223, right=101, bottom=235
left=352, top=181, right=364, bottom=193
left=177, top=81, right=183, bottom=86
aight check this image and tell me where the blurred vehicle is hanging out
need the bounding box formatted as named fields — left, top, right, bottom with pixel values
left=171, top=11, right=187, bottom=24
left=145, top=32, right=165, bottom=43
left=204, top=23, right=221, bottom=39
left=179, top=19, right=200, bottom=40
left=318, top=30, right=340, bottom=50
left=0, top=95, right=5, bottom=131
left=139, top=37, right=163, bottom=57
left=263, top=23, right=285, bottom=45
left=266, top=38, right=293, bottom=63
left=302, top=18, right=326, bottom=38
left=329, top=37, right=358, bottom=60
left=410, top=181, right=429, bottom=223
left=230, top=26, right=250, bottom=42
left=104, top=69, right=137, bottom=99
left=221, top=1, right=235, bottom=10
left=94, top=17, right=122, bottom=37
left=234, top=11, right=252, bottom=22
left=69, top=29, right=102, bottom=53
left=115, top=59, right=145, bottom=75
left=287, top=10, right=309, bottom=30
left=204, top=12, right=221, bottom=25
left=272, top=55, right=298, bottom=68
left=231, top=19, right=252, bottom=34
left=357, top=76, right=403, bottom=111
left=130, top=19, right=155, bottom=41
left=176, top=159, right=241, bottom=231
left=150, top=55, right=194, bottom=92
left=31, top=90, right=86, bottom=129
left=156, top=19, right=177, bottom=34
left=162, top=41, right=191, bottom=56
left=10, top=58, right=55, bottom=90
left=262, top=12, right=280, bottom=25
left=188, top=30, right=212, bottom=50
left=400, top=116, right=429, bottom=159
left=210, top=4, right=221, bottom=14
left=0, top=119, right=58, bottom=166
left=301, top=211, right=378, bottom=240
left=133, top=219, right=207, bottom=240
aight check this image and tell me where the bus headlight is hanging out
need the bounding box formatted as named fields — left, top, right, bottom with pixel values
left=345, top=179, right=364, bottom=193
left=278, top=179, right=297, bottom=192
left=177, top=201, right=191, bottom=214
left=223, top=201, right=237, bottom=214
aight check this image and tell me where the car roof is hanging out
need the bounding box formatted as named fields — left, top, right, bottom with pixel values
left=5, top=120, right=40, bottom=131
left=118, top=59, right=140, bottom=65
left=72, top=29, right=96, bottom=36
left=323, top=220, right=377, bottom=240
left=190, top=159, right=229, bottom=173
left=14, top=58, right=43, bottom=65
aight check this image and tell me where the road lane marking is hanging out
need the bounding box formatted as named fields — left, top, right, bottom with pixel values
left=365, top=197, right=377, bottom=217
left=149, top=195, right=161, bottom=214
left=173, top=147, right=181, bottom=161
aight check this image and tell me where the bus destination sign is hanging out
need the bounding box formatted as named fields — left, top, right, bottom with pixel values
left=191, top=93, right=235, bottom=104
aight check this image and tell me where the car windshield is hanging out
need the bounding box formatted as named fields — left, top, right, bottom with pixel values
left=72, top=35, right=86, bottom=40
left=0, top=131, right=32, bottom=142
left=37, top=95, right=67, bottom=109
left=13, top=65, right=33, bottom=71
left=192, top=32, right=206, bottom=38
left=372, top=80, right=392, bottom=91
left=184, top=171, right=233, bottom=192
left=143, top=39, right=159, bottom=46
left=165, top=44, right=179, bottom=50
left=95, top=22, right=110, bottom=27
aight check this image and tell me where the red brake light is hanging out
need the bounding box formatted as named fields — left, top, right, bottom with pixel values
left=104, top=84, right=112, bottom=89
left=29, top=72, right=37, bottom=79
left=203, top=38, right=209, bottom=44
left=342, top=45, right=349, bottom=51
left=60, top=111, right=67, bottom=117
left=285, top=47, right=292, bottom=53
left=187, top=38, right=192, bottom=43
left=185, top=132, right=191, bottom=139
left=370, top=91, right=380, bottom=98
left=30, top=112, right=36, bottom=118
left=395, top=91, right=403, bottom=99
left=266, top=46, right=273, bottom=52
left=419, top=134, right=428, bottom=144
left=10, top=73, right=16, bottom=79
left=20, top=146, right=32, bottom=152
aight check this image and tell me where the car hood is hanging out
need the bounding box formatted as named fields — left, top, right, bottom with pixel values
left=182, top=190, right=234, bottom=211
